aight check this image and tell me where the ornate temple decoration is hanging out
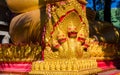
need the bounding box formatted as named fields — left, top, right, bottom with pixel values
left=0, top=0, right=120, bottom=74
left=0, top=43, right=42, bottom=61
left=0, top=0, right=118, bottom=63
left=44, top=0, right=90, bottom=59
left=30, top=59, right=101, bottom=75
left=44, top=0, right=118, bottom=60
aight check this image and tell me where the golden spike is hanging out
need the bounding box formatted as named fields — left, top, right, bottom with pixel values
left=56, top=60, right=61, bottom=70
left=55, top=5, right=66, bottom=18
left=39, top=62, right=44, bottom=71
left=34, top=62, right=40, bottom=71
left=51, top=7, right=59, bottom=23
left=45, top=19, right=53, bottom=43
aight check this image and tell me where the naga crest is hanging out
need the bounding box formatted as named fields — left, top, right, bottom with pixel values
left=44, top=0, right=90, bottom=59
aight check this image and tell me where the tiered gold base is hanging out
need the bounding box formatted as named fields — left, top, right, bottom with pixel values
left=29, top=70, right=101, bottom=75
left=29, top=59, right=102, bottom=75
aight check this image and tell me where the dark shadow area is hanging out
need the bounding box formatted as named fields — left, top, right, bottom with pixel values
left=113, top=44, right=120, bottom=69
left=93, top=0, right=96, bottom=11
left=113, top=58, right=120, bottom=69
left=87, top=8, right=120, bottom=70
left=0, top=1, right=13, bottom=44
left=0, top=25, right=9, bottom=31
left=87, top=8, right=120, bottom=44
left=0, top=36, right=4, bottom=43
left=0, top=0, right=12, bottom=24
left=104, top=0, right=111, bottom=23
left=0, top=0, right=8, bottom=7
left=39, top=6, right=47, bottom=48
left=38, top=1, right=47, bottom=60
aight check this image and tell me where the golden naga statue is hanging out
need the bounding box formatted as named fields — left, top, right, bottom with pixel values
left=44, top=0, right=90, bottom=59
left=0, top=0, right=120, bottom=74
left=0, top=0, right=117, bottom=62
left=3, top=0, right=115, bottom=59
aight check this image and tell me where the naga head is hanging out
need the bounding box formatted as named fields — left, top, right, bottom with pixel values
left=68, top=25, right=77, bottom=38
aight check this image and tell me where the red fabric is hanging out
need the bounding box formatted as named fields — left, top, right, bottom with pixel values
left=110, top=72, right=120, bottom=75
left=0, top=62, right=32, bottom=72
left=97, top=60, right=116, bottom=70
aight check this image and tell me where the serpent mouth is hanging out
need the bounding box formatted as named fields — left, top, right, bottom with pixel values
left=53, top=44, right=61, bottom=49
left=58, top=38, right=67, bottom=44
left=68, top=32, right=77, bottom=38
left=77, top=37, right=85, bottom=43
